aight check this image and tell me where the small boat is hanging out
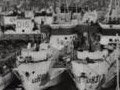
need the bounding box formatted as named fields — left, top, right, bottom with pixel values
left=13, top=42, right=66, bottom=90
left=64, top=33, right=120, bottom=90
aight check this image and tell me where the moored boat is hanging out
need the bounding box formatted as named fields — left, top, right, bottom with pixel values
left=68, top=49, right=110, bottom=90
left=64, top=33, right=120, bottom=90
left=13, top=42, right=67, bottom=90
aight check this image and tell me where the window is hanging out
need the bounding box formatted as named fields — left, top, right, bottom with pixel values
left=109, top=39, right=113, bottom=42
left=115, top=39, right=118, bottom=42
left=22, top=30, right=25, bottom=32
left=65, top=37, right=67, bottom=40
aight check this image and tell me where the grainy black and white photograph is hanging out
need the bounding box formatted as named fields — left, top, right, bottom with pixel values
left=0, top=0, right=119, bottom=90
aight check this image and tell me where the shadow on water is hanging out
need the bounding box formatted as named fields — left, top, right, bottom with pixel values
left=45, top=71, right=78, bottom=90
left=4, top=74, right=21, bottom=90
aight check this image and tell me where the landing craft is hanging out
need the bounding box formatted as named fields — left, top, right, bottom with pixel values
left=13, top=42, right=66, bottom=90
left=63, top=34, right=120, bottom=90
left=67, top=49, right=110, bottom=90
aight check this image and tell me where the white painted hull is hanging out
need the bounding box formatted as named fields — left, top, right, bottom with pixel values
left=99, top=23, right=120, bottom=29
left=100, top=36, right=120, bottom=45
left=70, top=61, right=109, bottom=90
left=14, top=61, right=65, bottom=90
left=4, top=30, right=40, bottom=34
left=76, top=50, right=108, bottom=60
left=15, top=43, right=66, bottom=90
left=50, top=23, right=77, bottom=29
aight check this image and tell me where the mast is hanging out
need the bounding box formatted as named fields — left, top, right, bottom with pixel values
left=108, top=0, right=113, bottom=16
left=75, top=0, right=79, bottom=13
left=105, top=0, right=115, bottom=22
left=65, top=0, right=69, bottom=13
left=59, top=0, right=61, bottom=8
left=116, top=34, right=120, bottom=90
left=76, top=3, right=77, bottom=13
left=116, top=0, right=120, bottom=18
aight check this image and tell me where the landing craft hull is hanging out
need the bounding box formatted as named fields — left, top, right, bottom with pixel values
left=40, top=68, right=66, bottom=90
left=70, top=60, right=109, bottom=90
left=14, top=61, right=66, bottom=90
